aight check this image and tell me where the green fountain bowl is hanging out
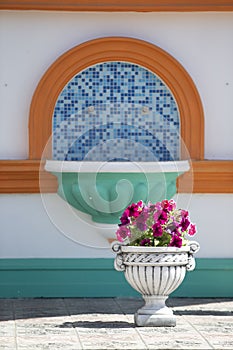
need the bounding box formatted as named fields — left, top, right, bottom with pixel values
left=45, top=160, right=190, bottom=224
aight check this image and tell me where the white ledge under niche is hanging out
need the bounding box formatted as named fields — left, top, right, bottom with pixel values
left=45, top=160, right=190, bottom=173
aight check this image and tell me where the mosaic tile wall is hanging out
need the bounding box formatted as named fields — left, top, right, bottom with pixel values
left=52, top=62, right=180, bottom=161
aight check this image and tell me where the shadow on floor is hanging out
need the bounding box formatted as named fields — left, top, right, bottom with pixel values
left=58, top=320, right=135, bottom=329
left=0, top=298, right=232, bottom=322
left=174, top=310, right=233, bottom=316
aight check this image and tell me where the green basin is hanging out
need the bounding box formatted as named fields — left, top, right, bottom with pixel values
left=45, top=161, right=190, bottom=224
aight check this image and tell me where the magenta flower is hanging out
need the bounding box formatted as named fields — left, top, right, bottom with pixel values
left=181, top=210, right=188, bottom=218
left=153, top=209, right=167, bottom=224
left=158, top=210, right=168, bottom=224
left=152, top=222, right=163, bottom=237
left=148, top=203, right=157, bottom=212
left=162, top=199, right=176, bottom=212
left=135, top=207, right=149, bottom=231
left=116, top=226, right=131, bottom=242
left=188, top=223, right=196, bottom=236
left=167, top=216, right=179, bottom=232
left=140, top=238, right=151, bottom=246
left=149, top=201, right=162, bottom=213
left=153, top=209, right=162, bottom=222
left=119, top=210, right=130, bottom=226
left=169, top=234, right=183, bottom=248
left=174, top=228, right=182, bottom=236
left=127, top=201, right=143, bottom=218
left=180, top=217, right=190, bottom=231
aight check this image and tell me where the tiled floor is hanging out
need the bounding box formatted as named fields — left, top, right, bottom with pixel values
left=0, top=298, right=233, bottom=349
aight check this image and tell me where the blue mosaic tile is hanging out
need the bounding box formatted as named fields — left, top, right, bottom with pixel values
left=52, top=62, right=180, bottom=161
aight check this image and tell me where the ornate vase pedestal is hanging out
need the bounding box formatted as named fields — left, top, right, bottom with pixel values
left=112, top=242, right=200, bottom=327
left=134, top=295, right=176, bottom=327
left=135, top=295, right=176, bottom=327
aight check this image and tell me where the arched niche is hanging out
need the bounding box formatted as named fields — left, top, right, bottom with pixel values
left=29, top=37, right=204, bottom=160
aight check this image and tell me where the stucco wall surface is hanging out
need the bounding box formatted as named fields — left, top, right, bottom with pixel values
left=0, top=193, right=232, bottom=259
left=0, top=11, right=232, bottom=259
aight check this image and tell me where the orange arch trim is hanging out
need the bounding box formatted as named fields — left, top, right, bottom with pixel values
left=29, top=37, right=204, bottom=160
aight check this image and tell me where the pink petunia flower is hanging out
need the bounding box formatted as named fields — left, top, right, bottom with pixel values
left=126, top=201, right=143, bottom=218
left=119, top=209, right=130, bottom=226
left=169, top=234, right=183, bottom=248
left=135, top=207, right=149, bottom=231
left=161, top=199, right=176, bottom=212
left=158, top=210, right=168, bottom=224
left=116, top=226, right=131, bottom=242
left=140, top=238, right=151, bottom=246
left=152, top=222, right=163, bottom=237
left=181, top=209, right=188, bottom=218
left=180, top=217, right=190, bottom=231
left=188, top=223, right=196, bottom=236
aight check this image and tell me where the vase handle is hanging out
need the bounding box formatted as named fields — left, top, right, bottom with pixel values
left=111, top=242, right=126, bottom=271
left=186, top=241, right=200, bottom=271
left=111, top=242, right=122, bottom=253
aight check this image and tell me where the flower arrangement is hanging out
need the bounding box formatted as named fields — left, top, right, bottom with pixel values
left=115, top=199, right=196, bottom=247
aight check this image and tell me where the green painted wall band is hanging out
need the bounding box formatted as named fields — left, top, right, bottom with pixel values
left=0, top=258, right=232, bottom=298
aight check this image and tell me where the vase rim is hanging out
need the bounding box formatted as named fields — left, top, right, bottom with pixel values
left=120, top=245, right=190, bottom=253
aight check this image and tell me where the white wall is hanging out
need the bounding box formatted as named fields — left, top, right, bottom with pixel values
left=0, top=194, right=113, bottom=258
left=1, top=193, right=233, bottom=259
left=0, top=11, right=233, bottom=259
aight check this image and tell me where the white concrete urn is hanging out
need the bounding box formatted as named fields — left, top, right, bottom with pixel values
left=112, top=241, right=200, bottom=327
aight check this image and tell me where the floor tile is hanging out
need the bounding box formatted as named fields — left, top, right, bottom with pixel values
left=0, top=336, right=17, bottom=349
left=16, top=336, right=82, bottom=349
left=0, top=320, right=15, bottom=337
